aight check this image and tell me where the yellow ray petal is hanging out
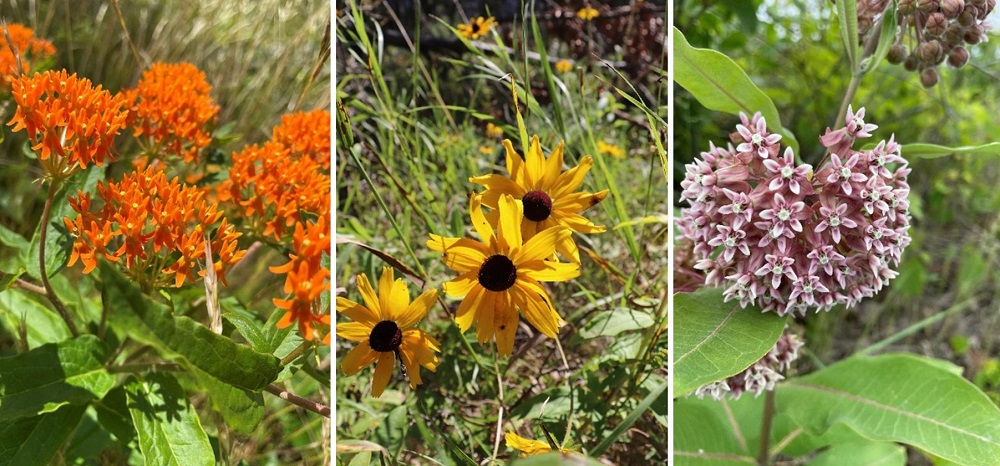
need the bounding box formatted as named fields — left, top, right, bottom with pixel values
left=505, top=432, right=552, bottom=456
left=475, top=290, right=497, bottom=345
left=469, top=194, right=496, bottom=248
left=427, top=235, right=490, bottom=273
left=356, top=273, right=383, bottom=319
left=557, top=212, right=608, bottom=234
left=455, top=284, right=485, bottom=332
left=341, top=342, right=377, bottom=375
left=497, top=194, right=523, bottom=253
left=511, top=282, right=559, bottom=338
left=517, top=259, right=581, bottom=282
left=470, top=174, right=526, bottom=207
left=335, top=322, right=372, bottom=342
left=502, top=139, right=525, bottom=185
left=539, top=140, right=565, bottom=188
left=336, top=297, right=378, bottom=327
left=494, top=292, right=518, bottom=356
left=371, top=352, right=395, bottom=397
left=517, top=226, right=570, bottom=263
left=523, top=136, right=545, bottom=188
left=376, top=267, right=397, bottom=317
left=398, top=345, right=423, bottom=388
left=553, top=190, right=608, bottom=214
left=551, top=156, right=595, bottom=198
left=443, top=271, right=479, bottom=298
left=382, top=278, right=410, bottom=322
left=397, top=288, right=437, bottom=329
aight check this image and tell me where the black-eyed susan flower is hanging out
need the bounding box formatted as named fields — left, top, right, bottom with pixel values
left=336, top=267, right=440, bottom=397
left=505, top=431, right=572, bottom=456
left=457, top=16, right=495, bottom=40
left=470, top=136, right=609, bottom=263
left=554, top=59, right=573, bottom=73
left=486, top=122, right=504, bottom=139
left=577, top=6, right=599, bottom=21
left=597, top=140, right=625, bottom=158
left=427, top=194, right=580, bottom=356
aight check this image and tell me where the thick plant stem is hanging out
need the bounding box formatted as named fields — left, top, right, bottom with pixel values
left=40, top=181, right=79, bottom=337
left=757, top=389, right=776, bottom=466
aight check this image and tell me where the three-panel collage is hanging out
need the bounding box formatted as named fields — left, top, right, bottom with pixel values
left=0, top=0, right=998, bottom=465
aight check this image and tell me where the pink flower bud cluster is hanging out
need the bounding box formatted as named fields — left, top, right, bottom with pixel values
left=678, top=107, right=912, bottom=316
left=695, top=331, right=804, bottom=400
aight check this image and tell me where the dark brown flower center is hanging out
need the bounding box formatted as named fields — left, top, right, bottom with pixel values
left=471, top=22, right=482, bottom=33
left=369, top=320, right=403, bottom=352
left=522, top=190, right=553, bottom=222
left=478, top=254, right=517, bottom=292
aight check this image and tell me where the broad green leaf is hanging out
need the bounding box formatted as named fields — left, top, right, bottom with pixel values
left=859, top=4, right=898, bottom=76
left=675, top=398, right=755, bottom=465
left=94, top=386, right=136, bottom=445
left=125, top=374, right=214, bottom=466
left=0, top=224, right=29, bottom=279
left=0, top=288, right=71, bottom=348
left=190, top=366, right=264, bottom=435
left=510, top=452, right=604, bottom=466
left=100, top=262, right=281, bottom=390
left=780, top=353, right=1000, bottom=466
left=27, top=166, right=103, bottom=280
left=374, top=404, right=409, bottom=458
left=220, top=297, right=269, bottom=352
left=836, top=0, right=860, bottom=73
left=904, top=142, right=1000, bottom=159
left=0, top=404, right=87, bottom=466
left=673, top=27, right=798, bottom=154
left=0, top=335, right=114, bottom=421
left=578, top=308, right=654, bottom=339
left=806, top=441, right=905, bottom=466
left=64, top=408, right=119, bottom=464
left=674, top=288, right=787, bottom=397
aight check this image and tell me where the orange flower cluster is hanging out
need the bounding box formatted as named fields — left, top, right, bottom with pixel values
left=271, top=110, right=331, bottom=170
left=121, top=63, right=219, bottom=163
left=224, top=109, right=331, bottom=343
left=65, top=165, right=246, bottom=288
left=0, top=24, right=55, bottom=84
left=271, top=217, right=330, bottom=343
left=8, top=70, right=129, bottom=179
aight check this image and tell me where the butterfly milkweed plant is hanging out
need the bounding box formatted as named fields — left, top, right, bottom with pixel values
left=336, top=0, right=667, bottom=464
left=0, top=2, right=330, bottom=464
left=674, top=1, right=1000, bottom=465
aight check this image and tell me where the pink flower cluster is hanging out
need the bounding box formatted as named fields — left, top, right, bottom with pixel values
left=696, top=331, right=804, bottom=400
left=679, top=107, right=912, bottom=316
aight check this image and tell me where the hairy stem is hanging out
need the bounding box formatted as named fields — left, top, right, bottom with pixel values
left=265, top=384, right=330, bottom=417
left=40, top=181, right=79, bottom=337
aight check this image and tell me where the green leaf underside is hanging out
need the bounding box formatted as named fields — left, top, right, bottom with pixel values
left=0, top=335, right=114, bottom=422
left=100, top=262, right=280, bottom=390
left=837, top=0, right=860, bottom=73
left=126, top=374, right=214, bottom=466
left=781, top=354, right=1000, bottom=466
left=673, top=288, right=787, bottom=397
left=0, top=404, right=87, bottom=466
left=675, top=399, right=755, bottom=465
left=0, top=288, right=72, bottom=348
left=672, top=26, right=799, bottom=154
left=903, top=142, right=1000, bottom=159
left=190, top=366, right=265, bottom=435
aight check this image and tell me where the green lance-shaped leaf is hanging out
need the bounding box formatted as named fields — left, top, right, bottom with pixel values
left=674, top=398, right=756, bottom=465
left=125, top=373, right=214, bottom=466
left=100, top=262, right=280, bottom=390
left=780, top=353, right=1000, bottom=466
left=859, top=4, right=898, bottom=76
left=0, top=404, right=87, bottom=466
left=806, top=441, right=906, bottom=466
left=902, top=142, right=1000, bottom=159
left=836, top=0, right=860, bottom=73
left=672, top=27, right=799, bottom=155
left=0, top=334, right=115, bottom=422
left=674, top=287, right=787, bottom=397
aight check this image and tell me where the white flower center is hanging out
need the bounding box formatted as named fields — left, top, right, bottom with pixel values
left=819, top=255, right=830, bottom=264
left=772, top=265, right=783, bottom=274
left=751, top=133, right=763, bottom=145
left=876, top=155, right=886, bottom=165
left=732, top=203, right=743, bottom=213
left=873, top=229, right=883, bottom=239
left=829, top=215, right=841, bottom=227
left=870, top=191, right=880, bottom=201
left=724, top=237, right=737, bottom=247
left=781, top=166, right=794, bottom=178
left=777, top=208, right=791, bottom=221
left=839, top=167, right=851, bottom=179
left=803, top=284, right=813, bottom=293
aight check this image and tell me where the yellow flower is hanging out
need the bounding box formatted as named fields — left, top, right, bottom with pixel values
left=458, top=16, right=495, bottom=40
left=597, top=140, right=625, bottom=158
left=577, top=7, right=599, bottom=21
left=336, top=267, right=440, bottom=397
left=427, top=194, right=580, bottom=356
left=486, top=122, right=504, bottom=139
left=478, top=145, right=495, bottom=155
left=554, top=60, right=573, bottom=73
left=505, top=432, right=571, bottom=456
left=470, top=136, right=609, bottom=263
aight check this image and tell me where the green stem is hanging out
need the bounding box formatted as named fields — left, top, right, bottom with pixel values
left=757, top=389, right=776, bottom=466
left=855, top=298, right=975, bottom=357
left=40, top=181, right=79, bottom=337
left=281, top=339, right=315, bottom=366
